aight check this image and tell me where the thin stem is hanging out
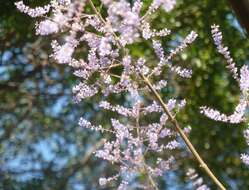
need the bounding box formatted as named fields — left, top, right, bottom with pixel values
left=136, top=103, right=141, bottom=138
left=139, top=166, right=159, bottom=190
left=81, top=139, right=106, bottom=165
left=136, top=104, right=159, bottom=190
left=109, top=74, right=121, bottom=78
left=141, top=74, right=226, bottom=190
left=140, top=158, right=159, bottom=190
left=141, top=4, right=153, bottom=21
left=147, top=173, right=159, bottom=190
left=88, top=0, right=123, bottom=48
left=88, top=0, right=106, bottom=24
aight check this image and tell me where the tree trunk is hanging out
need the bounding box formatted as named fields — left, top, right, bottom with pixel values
left=229, top=0, right=249, bottom=34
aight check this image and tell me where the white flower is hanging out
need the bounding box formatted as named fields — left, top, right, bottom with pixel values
left=51, top=40, right=76, bottom=64
left=241, top=154, right=249, bottom=166
left=162, top=0, right=176, bottom=12
left=99, top=178, right=107, bottom=186
left=99, top=38, right=112, bottom=56
left=240, top=65, right=249, bottom=92
left=15, top=1, right=50, bottom=17
left=36, top=20, right=59, bottom=35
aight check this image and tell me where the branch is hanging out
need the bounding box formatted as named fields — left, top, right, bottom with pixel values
left=141, top=74, right=226, bottom=190
left=54, top=139, right=105, bottom=190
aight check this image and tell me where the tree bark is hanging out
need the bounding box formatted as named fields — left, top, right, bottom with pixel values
left=229, top=0, right=249, bottom=34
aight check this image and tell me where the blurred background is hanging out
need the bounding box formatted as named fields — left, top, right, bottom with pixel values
left=1, top=0, right=249, bottom=189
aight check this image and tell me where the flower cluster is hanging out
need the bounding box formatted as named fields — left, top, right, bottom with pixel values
left=151, top=31, right=198, bottom=76
left=200, top=25, right=249, bottom=124
left=81, top=93, right=182, bottom=188
left=16, top=0, right=233, bottom=189
left=186, top=168, right=210, bottom=190
left=15, top=1, right=51, bottom=17
left=148, top=0, right=176, bottom=14
left=200, top=97, right=247, bottom=124
left=211, top=24, right=238, bottom=80
left=241, top=129, right=249, bottom=166
left=141, top=21, right=171, bottom=40
left=15, top=0, right=198, bottom=104
left=199, top=25, right=249, bottom=168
